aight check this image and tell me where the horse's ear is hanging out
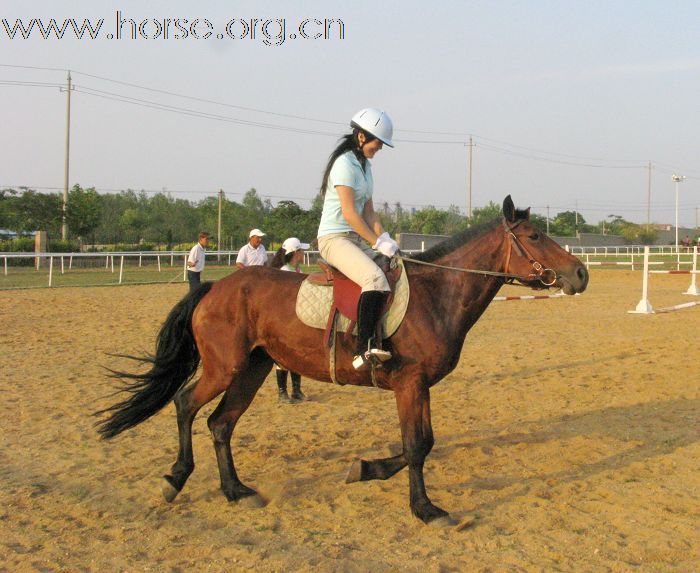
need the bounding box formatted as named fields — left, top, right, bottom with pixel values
left=503, top=195, right=515, bottom=222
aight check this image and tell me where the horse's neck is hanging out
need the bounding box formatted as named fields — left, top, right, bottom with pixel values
left=416, top=230, right=506, bottom=340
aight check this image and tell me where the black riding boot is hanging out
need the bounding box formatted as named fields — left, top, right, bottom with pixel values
left=353, top=290, right=391, bottom=370
left=276, top=370, right=292, bottom=404
left=290, top=372, right=307, bottom=402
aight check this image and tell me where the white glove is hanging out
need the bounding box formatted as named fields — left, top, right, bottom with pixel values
left=373, top=233, right=399, bottom=257
left=372, top=232, right=391, bottom=249
left=377, top=240, right=398, bottom=258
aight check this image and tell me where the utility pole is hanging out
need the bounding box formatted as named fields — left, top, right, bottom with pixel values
left=61, top=71, right=73, bottom=240
left=546, top=205, right=550, bottom=234
left=217, top=189, right=223, bottom=262
left=575, top=200, right=579, bottom=236
left=646, top=161, right=652, bottom=230
left=467, top=136, right=474, bottom=222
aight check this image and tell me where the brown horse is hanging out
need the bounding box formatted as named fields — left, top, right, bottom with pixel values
left=97, top=196, right=588, bottom=524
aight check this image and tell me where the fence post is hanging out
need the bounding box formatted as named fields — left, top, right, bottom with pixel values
left=3, top=256, right=7, bottom=276
left=61, top=256, right=65, bottom=275
left=111, top=255, right=115, bottom=273
left=183, top=255, right=187, bottom=282
left=138, top=252, right=142, bottom=267
left=69, top=255, right=73, bottom=269
left=48, top=256, right=53, bottom=287
left=119, top=255, right=124, bottom=284
left=629, top=246, right=653, bottom=314
left=684, top=246, right=698, bottom=296
left=157, top=255, right=161, bottom=272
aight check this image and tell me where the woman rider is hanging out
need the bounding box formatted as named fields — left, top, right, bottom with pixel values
left=317, top=108, right=399, bottom=371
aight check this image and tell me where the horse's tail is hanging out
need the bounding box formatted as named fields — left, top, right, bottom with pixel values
left=95, top=282, right=214, bottom=439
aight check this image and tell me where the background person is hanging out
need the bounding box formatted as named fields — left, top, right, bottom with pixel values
left=236, top=229, right=268, bottom=269
left=269, top=237, right=310, bottom=403
left=316, top=108, right=399, bottom=371
left=186, top=231, right=210, bottom=292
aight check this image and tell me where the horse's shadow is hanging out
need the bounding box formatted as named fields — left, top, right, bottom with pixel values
left=431, top=397, right=699, bottom=515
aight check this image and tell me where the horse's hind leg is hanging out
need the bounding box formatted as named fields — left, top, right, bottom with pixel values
left=208, top=348, right=272, bottom=503
left=161, top=384, right=204, bottom=502
left=346, top=453, right=407, bottom=483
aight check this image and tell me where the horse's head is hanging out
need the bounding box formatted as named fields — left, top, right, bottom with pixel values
left=501, top=196, right=588, bottom=295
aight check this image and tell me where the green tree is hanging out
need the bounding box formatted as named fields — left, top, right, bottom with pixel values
left=4, top=188, right=62, bottom=236
left=470, top=201, right=502, bottom=226
left=551, top=211, right=585, bottom=236
left=66, top=184, right=102, bottom=244
left=409, top=207, right=448, bottom=234
left=264, top=200, right=319, bottom=245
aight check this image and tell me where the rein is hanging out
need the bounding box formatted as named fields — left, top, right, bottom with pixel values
left=398, top=218, right=558, bottom=288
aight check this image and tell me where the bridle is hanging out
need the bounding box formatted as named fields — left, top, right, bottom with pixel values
left=502, top=218, right=558, bottom=286
left=398, top=218, right=558, bottom=287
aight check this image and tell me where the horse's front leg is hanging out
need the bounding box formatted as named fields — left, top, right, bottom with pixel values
left=395, top=382, right=450, bottom=525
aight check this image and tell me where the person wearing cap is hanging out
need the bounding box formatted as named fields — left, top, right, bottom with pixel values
left=317, top=108, right=400, bottom=371
left=186, top=231, right=210, bottom=292
left=236, top=228, right=268, bottom=269
left=269, top=237, right=311, bottom=402
left=269, top=237, right=310, bottom=273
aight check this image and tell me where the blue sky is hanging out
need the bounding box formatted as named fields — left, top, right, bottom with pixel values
left=2, top=0, right=699, bottom=227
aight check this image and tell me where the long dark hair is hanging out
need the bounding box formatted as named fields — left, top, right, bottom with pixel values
left=269, top=247, right=294, bottom=269
left=319, top=128, right=375, bottom=197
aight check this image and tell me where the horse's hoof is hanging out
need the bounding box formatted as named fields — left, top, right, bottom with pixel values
left=428, top=514, right=456, bottom=529
left=237, top=493, right=267, bottom=509
left=345, top=460, right=364, bottom=483
left=413, top=501, right=451, bottom=525
left=161, top=477, right=180, bottom=503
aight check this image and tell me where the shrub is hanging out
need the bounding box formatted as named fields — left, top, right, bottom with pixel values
left=0, top=237, right=35, bottom=252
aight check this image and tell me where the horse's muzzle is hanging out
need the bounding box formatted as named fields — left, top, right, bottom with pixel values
left=557, top=264, right=589, bottom=295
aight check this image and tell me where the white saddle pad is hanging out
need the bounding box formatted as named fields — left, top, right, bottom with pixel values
left=295, top=260, right=410, bottom=338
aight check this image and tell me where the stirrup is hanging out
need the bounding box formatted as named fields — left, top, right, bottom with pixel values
left=368, top=348, right=391, bottom=362
left=352, top=348, right=392, bottom=371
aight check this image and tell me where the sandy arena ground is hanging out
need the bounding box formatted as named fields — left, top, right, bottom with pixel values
left=1, top=270, right=698, bottom=572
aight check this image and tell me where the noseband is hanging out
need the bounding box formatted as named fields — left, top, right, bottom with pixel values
left=502, top=219, right=557, bottom=287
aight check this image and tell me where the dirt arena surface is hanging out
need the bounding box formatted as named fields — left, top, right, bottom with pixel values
left=1, top=269, right=698, bottom=572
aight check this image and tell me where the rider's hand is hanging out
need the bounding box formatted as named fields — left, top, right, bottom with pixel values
left=372, top=232, right=391, bottom=250
left=375, top=236, right=399, bottom=258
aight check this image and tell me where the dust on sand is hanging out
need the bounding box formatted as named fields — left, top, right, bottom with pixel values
left=1, top=270, right=698, bottom=572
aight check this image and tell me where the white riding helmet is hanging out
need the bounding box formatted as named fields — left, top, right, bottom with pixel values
left=350, top=108, right=394, bottom=148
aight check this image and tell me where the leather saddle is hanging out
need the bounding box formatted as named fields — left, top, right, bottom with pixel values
left=307, top=255, right=402, bottom=346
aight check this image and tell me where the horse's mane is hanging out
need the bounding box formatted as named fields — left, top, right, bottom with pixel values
left=411, top=210, right=529, bottom=262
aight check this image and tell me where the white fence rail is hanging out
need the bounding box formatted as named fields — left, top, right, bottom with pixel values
left=0, top=249, right=349, bottom=288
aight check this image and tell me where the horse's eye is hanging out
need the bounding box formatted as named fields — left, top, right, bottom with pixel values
left=529, top=232, right=540, bottom=241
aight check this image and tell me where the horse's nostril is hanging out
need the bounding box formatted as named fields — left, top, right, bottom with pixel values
left=576, top=266, right=589, bottom=286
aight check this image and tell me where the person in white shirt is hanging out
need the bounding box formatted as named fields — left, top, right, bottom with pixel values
left=268, top=237, right=310, bottom=403
left=236, top=229, right=268, bottom=269
left=186, top=231, right=210, bottom=292
left=316, top=108, right=399, bottom=371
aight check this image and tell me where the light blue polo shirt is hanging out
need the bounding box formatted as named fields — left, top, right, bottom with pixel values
left=318, top=151, right=373, bottom=237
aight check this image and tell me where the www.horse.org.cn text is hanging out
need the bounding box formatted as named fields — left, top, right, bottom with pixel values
left=1, top=11, right=346, bottom=46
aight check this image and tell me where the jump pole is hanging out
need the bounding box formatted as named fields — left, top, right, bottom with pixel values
left=629, top=246, right=653, bottom=314
left=494, top=293, right=565, bottom=301
left=656, top=300, right=700, bottom=313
